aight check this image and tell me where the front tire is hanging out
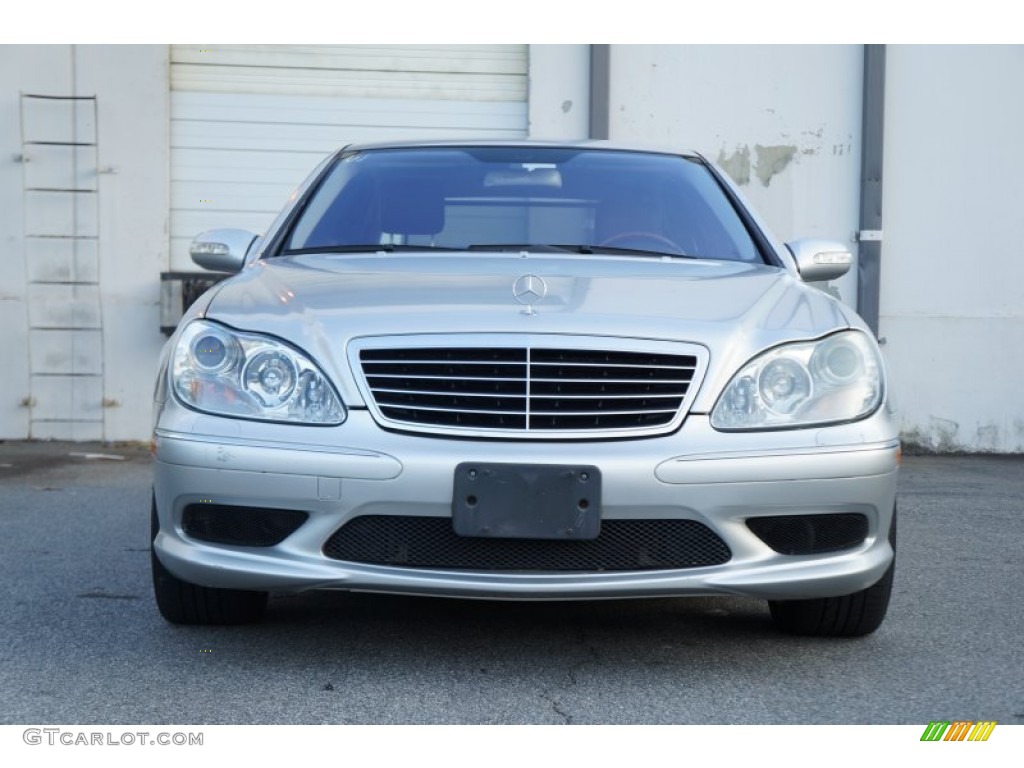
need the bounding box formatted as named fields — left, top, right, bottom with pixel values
left=151, top=497, right=268, bottom=625
left=768, top=506, right=896, bottom=637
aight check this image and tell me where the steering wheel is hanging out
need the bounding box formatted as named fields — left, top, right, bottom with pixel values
left=598, top=231, right=687, bottom=255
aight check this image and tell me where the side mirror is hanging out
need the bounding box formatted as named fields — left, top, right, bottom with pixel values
left=786, top=239, right=853, bottom=282
left=189, top=229, right=258, bottom=273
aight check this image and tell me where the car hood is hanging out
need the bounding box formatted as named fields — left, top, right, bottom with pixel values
left=204, top=253, right=851, bottom=411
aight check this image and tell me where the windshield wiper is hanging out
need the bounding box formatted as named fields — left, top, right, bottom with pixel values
left=569, top=244, right=696, bottom=259
left=281, top=243, right=697, bottom=258
left=281, top=244, right=465, bottom=255
left=466, top=243, right=696, bottom=259
left=466, top=243, right=582, bottom=254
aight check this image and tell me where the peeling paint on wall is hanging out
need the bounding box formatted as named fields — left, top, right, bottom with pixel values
left=754, top=144, right=797, bottom=187
left=715, top=145, right=751, bottom=185
left=717, top=143, right=809, bottom=187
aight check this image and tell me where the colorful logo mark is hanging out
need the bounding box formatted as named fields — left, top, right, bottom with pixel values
left=920, top=721, right=996, bottom=742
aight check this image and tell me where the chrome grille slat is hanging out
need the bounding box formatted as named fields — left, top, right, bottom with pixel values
left=500, top=393, right=683, bottom=401
left=369, top=378, right=691, bottom=386
left=371, top=388, right=682, bottom=402
left=531, top=362, right=694, bottom=369
left=528, top=378, right=693, bottom=384
left=366, top=375, right=529, bottom=382
left=528, top=409, right=680, bottom=417
left=362, top=361, right=526, bottom=367
left=356, top=340, right=703, bottom=437
left=380, top=403, right=528, bottom=415
left=372, top=387, right=527, bottom=397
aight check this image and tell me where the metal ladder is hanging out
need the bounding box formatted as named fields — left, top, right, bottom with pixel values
left=19, top=93, right=104, bottom=440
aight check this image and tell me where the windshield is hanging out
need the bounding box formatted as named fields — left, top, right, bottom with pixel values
left=282, top=147, right=764, bottom=262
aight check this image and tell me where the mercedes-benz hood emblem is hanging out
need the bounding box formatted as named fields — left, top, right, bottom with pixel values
left=512, top=274, right=547, bottom=315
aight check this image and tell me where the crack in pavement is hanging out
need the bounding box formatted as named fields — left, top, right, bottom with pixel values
left=540, top=692, right=572, bottom=724
left=539, top=623, right=603, bottom=724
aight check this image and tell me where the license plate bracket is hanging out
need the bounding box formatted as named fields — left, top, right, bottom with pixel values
left=452, top=463, right=601, bottom=540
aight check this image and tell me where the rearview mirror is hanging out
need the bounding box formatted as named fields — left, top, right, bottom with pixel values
left=786, top=239, right=853, bottom=282
left=189, top=229, right=258, bottom=273
left=484, top=167, right=562, bottom=188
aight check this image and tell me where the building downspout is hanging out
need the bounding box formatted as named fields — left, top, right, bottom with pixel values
left=589, top=45, right=610, bottom=140
left=857, top=45, right=886, bottom=338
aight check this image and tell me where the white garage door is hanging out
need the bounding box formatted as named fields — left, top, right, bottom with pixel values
left=169, top=45, right=529, bottom=269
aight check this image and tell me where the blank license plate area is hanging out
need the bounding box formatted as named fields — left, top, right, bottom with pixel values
left=452, top=463, right=601, bottom=540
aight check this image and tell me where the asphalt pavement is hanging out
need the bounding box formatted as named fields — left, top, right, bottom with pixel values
left=0, top=441, right=1021, bottom=725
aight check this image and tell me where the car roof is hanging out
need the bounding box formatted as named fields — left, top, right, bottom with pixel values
left=336, top=138, right=703, bottom=159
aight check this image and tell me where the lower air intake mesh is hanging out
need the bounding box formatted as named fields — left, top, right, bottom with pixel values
left=182, top=504, right=308, bottom=547
left=323, top=516, right=731, bottom=571
left=747, top=513, right=869, bottom=555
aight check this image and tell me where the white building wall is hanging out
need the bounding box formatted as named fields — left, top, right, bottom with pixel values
left=2, top=44, right=1021, bottom=451
left=0, top=45, right=170, bottom=441
left=0, top=47, right=65, bottom=439
left=607, top=44, right=1024, bottom=453
left=78, top=46, right=171, bottom=442
left=168, top=45, right=529, bottom=270
left=881, top=45, right=1024, bottom=452
left=607, top=44, right=864, bottom=306
left=527, top=45, right=590, bottom=139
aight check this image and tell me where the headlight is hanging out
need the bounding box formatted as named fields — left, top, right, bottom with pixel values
left=711, top=331, right=882, bottom=430
left=172, top=320, right=346, bottom=425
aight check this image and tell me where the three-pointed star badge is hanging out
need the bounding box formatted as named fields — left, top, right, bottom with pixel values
left=512, top=274, right=547, bottom=309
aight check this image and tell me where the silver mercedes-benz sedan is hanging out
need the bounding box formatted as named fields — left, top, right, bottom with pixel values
left=152, top=140, right=899, bottom=635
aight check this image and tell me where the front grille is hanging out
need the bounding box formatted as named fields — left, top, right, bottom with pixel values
left=357, top=345, right=699, bottom=435
left=323, top=516, right=731, bottom=571
left=747, top=513, right=869, bottom=555
left=182, top=504, right=308, bottom=547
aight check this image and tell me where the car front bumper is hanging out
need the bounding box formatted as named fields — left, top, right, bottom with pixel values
left=152, top=407, right=899, bottom=602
